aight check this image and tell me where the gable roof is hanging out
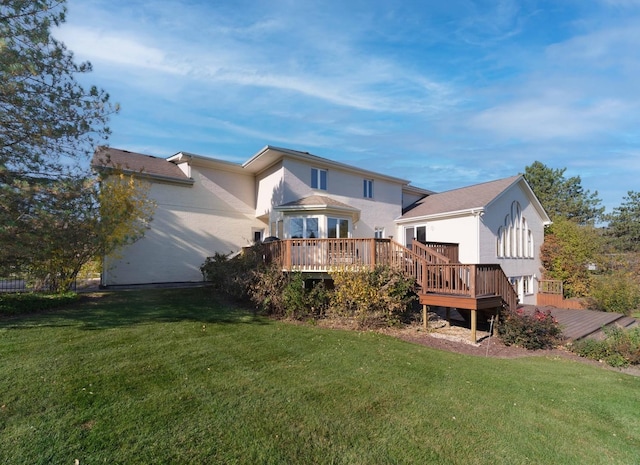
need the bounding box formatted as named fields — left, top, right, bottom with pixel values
left=92, top=147, right=193, bottom=185
left=243, top=145, right=422, bottom=187
left=400, top=175, right=549, bottom=223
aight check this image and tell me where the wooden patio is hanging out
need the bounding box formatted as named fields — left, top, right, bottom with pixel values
left=262, top=238, right=518, bottom=342
left=522, top=305, right=638, bottom=341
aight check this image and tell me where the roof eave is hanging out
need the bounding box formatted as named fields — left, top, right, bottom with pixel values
left=244, top=145, right=412, bottom=184
left=94, top=165, right=194, bottom=186
left=274, top=203, right=361, bottom=222
left=396, top=207, right=485, bottom=224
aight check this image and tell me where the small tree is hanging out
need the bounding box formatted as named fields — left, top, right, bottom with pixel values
left=540, top=217, right=604, bottom=298
left=24, top=172, right=154, bottom=292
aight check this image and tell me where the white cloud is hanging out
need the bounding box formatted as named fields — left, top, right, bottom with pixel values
left=57, top=16, right=457, bottom=115
left=55, top=25, right=182, bottom=75
left=471, top=98, right=628, bottom=141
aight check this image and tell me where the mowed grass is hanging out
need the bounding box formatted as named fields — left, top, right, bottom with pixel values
left=1, top=288, right=638, bottom=464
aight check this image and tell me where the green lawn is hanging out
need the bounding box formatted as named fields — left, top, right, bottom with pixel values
left=1, top=288, right=638, bottom=464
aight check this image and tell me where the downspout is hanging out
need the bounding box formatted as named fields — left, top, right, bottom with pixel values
left=470, top=209, right=484, bottom=263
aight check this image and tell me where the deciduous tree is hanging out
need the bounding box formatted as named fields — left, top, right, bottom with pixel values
left=539, top=217, right=604, bottom=298
left=24, top=173, right=155, bottom=292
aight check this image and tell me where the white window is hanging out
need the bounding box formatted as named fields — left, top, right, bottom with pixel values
left=374, top=227, right=384, bottom=239
left=497, top=201, right=534, bottom=259
left=328, top=218, right=349, bottom=238
left=523, top=275, right=533, bottom=295
left=311, top=168, right=327, bottom=190
left=290, top=217, right=319, bottom=238
left=363, top=179, right=373, bottom=198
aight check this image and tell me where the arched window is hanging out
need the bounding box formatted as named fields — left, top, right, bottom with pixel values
left=497, top=201, right=534, bottom=259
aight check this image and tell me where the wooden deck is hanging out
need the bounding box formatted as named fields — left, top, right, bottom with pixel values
left=263, top=238, right=518, bottom=343
left=522, top=305, right=638, bottom=341
left=262, top=238, right=516, bottom=311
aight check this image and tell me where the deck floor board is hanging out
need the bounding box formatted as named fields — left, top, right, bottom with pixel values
left=522, top=305, right=637, bottom=340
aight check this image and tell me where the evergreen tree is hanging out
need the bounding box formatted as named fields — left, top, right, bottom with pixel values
left=1, top=1, right=153, bottom=291
left=524, top=161, right=604, bottom=225
left=606, top=191, right=640, bottom=253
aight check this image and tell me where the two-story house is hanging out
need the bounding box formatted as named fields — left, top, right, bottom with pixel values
left=93, top=145, right=550, bottom=307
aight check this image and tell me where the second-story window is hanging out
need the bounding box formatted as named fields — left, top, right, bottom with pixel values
left=363, top=179, right=373, bottom=198
left=311, top=168, right=327, bottom=190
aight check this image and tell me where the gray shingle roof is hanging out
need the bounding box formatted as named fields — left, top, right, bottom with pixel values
left=401, top=175, right=522, bottom=219
left=92, top=147, right=191, bottom=183
left=279, top=195, right=356, bottom=209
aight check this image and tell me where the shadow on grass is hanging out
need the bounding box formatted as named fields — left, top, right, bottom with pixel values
left=0, top=287, right=270, bottom=330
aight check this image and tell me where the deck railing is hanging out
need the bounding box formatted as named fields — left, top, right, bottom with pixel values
left=412, top=241, right=453, bottom=264
left=539, top=279, right=563, bottom=295
left=415, top=241, right=459, bottom=263
left=261, top=238, right=517, bottom=311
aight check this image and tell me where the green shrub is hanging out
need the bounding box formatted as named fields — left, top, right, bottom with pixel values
left=249, top=267, right=330, bottom=319
left=588, top=271, right=640, bottom=315
left=570, top=326, right=640, bottom=367
left=328, top=265, right=417, bottom=328
left=200, top=245, right=264, bottom=301
left=498, top=308, right=562, bottom=350
left=248, top=264, right=287, bottom=315
left=0, top=292, right=79, bottom=316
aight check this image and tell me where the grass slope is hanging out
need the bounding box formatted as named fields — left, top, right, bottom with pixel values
left=1, top=288, right=638, bottom=464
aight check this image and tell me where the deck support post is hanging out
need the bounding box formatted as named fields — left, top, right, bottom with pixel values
left=422, top=304, right=428, bottom=331
left=470, top=309, right=477, bottom=343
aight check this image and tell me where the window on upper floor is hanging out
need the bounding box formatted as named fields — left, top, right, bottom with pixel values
left=497, top=201, right=534, bottom=259
left=311, top=168, right=327, bottom=190
left=363, top=179, right=373, bottom=198
left=374, top=227, right=384, bottom=239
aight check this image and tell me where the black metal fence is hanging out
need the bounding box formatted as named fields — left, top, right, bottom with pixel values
left=0, top=273, right=101, bottom=293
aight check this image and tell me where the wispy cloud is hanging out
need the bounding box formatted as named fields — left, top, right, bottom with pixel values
left=58, top=0, right=640, bottom=211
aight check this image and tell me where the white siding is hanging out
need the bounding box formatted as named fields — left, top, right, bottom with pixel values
left=280, top=158, right=403, bottom=238
left=480, top=184, right=545, bottom=305
left=400, top=215, right=480, bottom=263
left=103, top=164, right=262, bottom=286
left=255, top=162, right=285, bottom=218
left=402, top=191, right=425, bottom=210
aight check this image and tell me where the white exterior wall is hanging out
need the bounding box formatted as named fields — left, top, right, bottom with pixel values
left=479, top=185, right=545, bottom=305
left=399, top=215, right=480, bottom=263
left=103, top=164, right=262, bottom=286
left=255, top=162, right=285, bottom=219
left=279, top=158, right=403, bottom=238
left=402, top=191, right=425, bottom=210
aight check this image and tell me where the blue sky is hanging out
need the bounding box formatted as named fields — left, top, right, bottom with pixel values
left=57, top=0, right=640, bottom=214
